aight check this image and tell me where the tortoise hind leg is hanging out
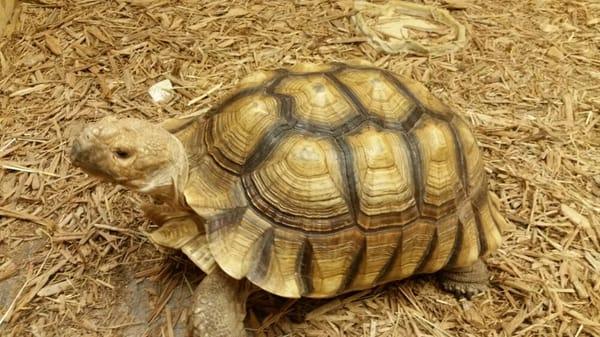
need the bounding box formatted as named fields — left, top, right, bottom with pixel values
left=438, top=259, right=489, bottom=298
left=190, top=268, right=250, bottom=337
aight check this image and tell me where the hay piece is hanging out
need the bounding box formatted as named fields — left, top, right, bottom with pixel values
left=0, top=259, right=18, bottom=281
left=0, top=205, right=56, bottom=229
left=561, top=204, right=598, bottom=248
left=36, top=280, right=71, bottom=297
left=0, top=0, right=18, bottom=36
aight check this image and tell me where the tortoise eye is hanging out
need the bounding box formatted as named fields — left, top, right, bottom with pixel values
left=114, top=149, right=131, bottom=159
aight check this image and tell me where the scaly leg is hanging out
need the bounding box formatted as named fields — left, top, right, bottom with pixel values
left=438, top=259, right=489, bottom=298
left=190, top=268, right=251, bottom=337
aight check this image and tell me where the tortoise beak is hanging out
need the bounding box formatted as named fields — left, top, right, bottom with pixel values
left=70, top=126, right=108, bottom=178
left=70, top=127, right=96, bottom=167
left=70, top=138, right=83, bottom=166
left=69, top=138, right=113, bottom=181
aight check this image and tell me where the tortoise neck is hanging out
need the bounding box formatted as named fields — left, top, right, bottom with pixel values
left=148, top=134, right=189, bottom=208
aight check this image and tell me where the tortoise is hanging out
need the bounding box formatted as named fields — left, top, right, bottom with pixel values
left=70, top=62, right=507, bottom=337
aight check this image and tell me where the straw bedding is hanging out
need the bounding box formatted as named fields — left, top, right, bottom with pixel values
left=0, top=0, right=598, bottom=336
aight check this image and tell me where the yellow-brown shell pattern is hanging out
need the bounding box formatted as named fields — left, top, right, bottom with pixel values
left=182, top=63, right=504, bottom=298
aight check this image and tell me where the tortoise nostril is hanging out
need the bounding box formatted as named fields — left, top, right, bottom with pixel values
left=81, top=127, right=98, bottom=141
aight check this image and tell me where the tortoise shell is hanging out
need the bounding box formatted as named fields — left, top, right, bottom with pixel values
left=169, top=63, right=503, bottom=298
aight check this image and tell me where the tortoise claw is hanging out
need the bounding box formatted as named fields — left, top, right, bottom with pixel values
left=439, top=278, right=487, bottom=299
left=438, top=259, right=489, bottom=299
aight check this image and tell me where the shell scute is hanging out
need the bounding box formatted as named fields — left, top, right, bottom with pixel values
left=243, top=132, right=353, bottom=232
left=412, top=117, right=464, bottom=219
left=274, top=74, right=361, bottom=131
left=208, top=93, right=281, bottom=173
left=345, top=124, right=418, bottom=230
left=336, top=68, right=416, bottom=125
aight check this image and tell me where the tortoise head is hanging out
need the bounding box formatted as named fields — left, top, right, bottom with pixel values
left=70, top=117, right=188, bottom=200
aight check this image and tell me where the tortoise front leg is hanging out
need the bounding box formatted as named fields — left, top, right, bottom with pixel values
left=190, top=268, right=251, bottom=337
left=438, top=258, right=489, bottom=298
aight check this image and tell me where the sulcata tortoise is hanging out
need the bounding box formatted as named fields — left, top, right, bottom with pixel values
left=70, top=62, right=507, bottom=337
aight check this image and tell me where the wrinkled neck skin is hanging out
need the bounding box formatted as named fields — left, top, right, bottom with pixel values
left=140, top=135, right=189, bottom=208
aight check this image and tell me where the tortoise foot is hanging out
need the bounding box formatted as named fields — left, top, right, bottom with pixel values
left=439, top=259, right=489, bottom=299
left=190, top=268, right=249, bottom=337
